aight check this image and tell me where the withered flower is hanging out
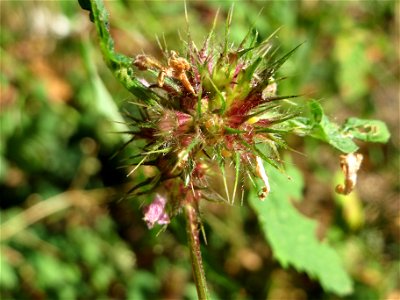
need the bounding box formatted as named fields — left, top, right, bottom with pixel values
left=335, top=153, right=363, bottom=195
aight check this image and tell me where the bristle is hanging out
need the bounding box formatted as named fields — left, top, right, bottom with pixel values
left=123, top=8, right=303, bottom=222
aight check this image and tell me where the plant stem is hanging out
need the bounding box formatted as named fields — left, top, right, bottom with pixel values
left=185, top=203, right=209, bottom=300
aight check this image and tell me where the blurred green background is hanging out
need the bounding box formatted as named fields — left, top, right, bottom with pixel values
left=1, top=1, right=399, bottom=299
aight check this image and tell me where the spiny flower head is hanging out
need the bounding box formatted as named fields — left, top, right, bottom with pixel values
left=127, top=21, right=302, bottom=228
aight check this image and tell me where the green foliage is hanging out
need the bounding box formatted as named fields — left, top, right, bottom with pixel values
left=289, top=101, right=390, bottom=153
left=342, top=118, right=391, bottom=143
left=81, top=0, right=157, bottom=103
left=0, top=211, right=133, bottom=299
left=307, top=101, right=359, bottom=153
left=1, top=1, right=397, bottom=299
left=249, top=161, right=353, bottom=296
left=80, top=39, right=130, bottom=146
left=0, top=254, right=18, bottom=289
left=83, top=0, right=392, bottom=297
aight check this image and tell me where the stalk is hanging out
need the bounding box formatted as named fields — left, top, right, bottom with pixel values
left=184, top=203, right=209, bottom=300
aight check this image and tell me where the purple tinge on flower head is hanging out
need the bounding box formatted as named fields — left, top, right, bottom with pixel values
left=143, top=194, right=170, bottom=229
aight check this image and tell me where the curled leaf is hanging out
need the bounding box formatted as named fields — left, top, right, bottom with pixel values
left=335, top=153, right=363, bottom=195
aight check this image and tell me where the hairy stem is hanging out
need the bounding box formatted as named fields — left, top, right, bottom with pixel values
left=184, top=203, right=209, bottom=300
left=87, top=0, right=157, bottom=102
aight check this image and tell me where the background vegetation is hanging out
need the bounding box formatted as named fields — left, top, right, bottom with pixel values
left=1, top=1, right=399, bottom=299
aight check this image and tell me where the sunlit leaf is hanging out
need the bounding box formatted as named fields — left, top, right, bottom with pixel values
left=308, top=101, right=359, bottom=153
left=249, top=162, right=353, bottom=296
left=342, top=117, right=390, bottom=143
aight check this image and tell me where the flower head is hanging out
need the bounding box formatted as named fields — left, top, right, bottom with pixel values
left=127, top=23, right=302, bottom=227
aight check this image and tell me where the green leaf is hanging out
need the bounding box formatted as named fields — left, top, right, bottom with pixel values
left=342, top=117, right=390, bottom=143
left=249, top=162, right=353, bottom=296
left=309, top=101, right=358, bottom=153
left=309, top=100, right=324, bottom=123
left=291, top=101, right=390, bottom=153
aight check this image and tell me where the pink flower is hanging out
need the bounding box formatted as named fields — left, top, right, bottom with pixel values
left=143, top=194, right=170, bottom=229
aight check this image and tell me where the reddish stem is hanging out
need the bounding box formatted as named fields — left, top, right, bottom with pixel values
left=184, top=203, right=209, bottom=300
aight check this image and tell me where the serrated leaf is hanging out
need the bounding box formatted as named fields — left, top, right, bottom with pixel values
left=342, top=117, right=390, bottom=143
left=249, top=162, right=353, bottom=296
